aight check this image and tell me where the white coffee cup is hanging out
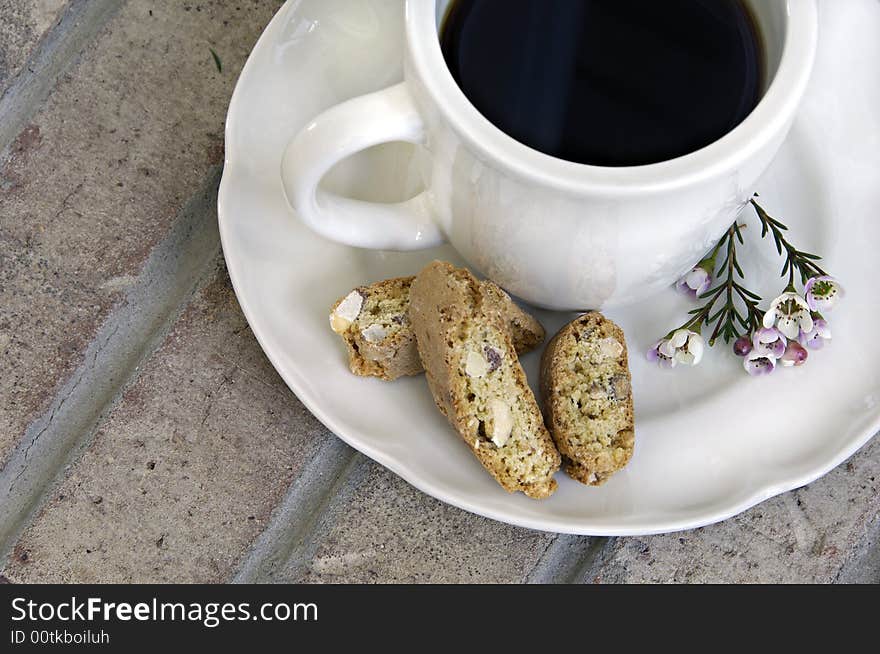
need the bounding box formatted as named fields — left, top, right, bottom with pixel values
left=281, top=0, right=817, bottom=310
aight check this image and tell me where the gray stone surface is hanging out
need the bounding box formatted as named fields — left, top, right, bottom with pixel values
left=5, top=264, right=333, bottom=583
left=580, top=436, right=880, bottom=583
left=0, top=0, right=280, bottom=468
left=837, top=514, right=880, bottom=583
left=274, top=458, right=561, bottom=584
left=0, top=170, right=222, bottom=557
left=0, top=0, right=68, bottom=93
left=233, top=438, right=360, bottom=584
left=0, top=1, right=121, bottom=155
left=525, top=534, right=602, bottom=583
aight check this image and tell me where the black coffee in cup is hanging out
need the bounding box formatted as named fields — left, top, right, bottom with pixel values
left=440, top=0, right=763, bottom=167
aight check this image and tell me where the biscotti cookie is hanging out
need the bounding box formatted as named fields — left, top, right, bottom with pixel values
left=409, top=261, right=561, bottom=499
left=329, top=276, right=545, bottom=381
left=329, top=277, right=422, bottom=381
left=540, top=312, right=634, bottom=486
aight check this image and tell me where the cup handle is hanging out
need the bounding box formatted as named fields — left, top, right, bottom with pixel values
left=281, top=82, right=444, bottom=250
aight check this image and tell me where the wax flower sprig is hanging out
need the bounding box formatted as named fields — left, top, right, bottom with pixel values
left=649, top=222, right=762, bottom=368
left=648, top=197, right=844, bottom=375
left=751, top=198, right=828, bottom=287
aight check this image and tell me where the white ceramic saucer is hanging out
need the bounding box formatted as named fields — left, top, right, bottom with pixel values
left=218, top=0, right=880, bottom=535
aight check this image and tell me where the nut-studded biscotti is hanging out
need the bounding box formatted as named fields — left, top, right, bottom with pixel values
left=329, top=275, right=545, bottom=381
left=409, top=261, right=561, bottom=498
left=540, top=312, right=634, bottom=486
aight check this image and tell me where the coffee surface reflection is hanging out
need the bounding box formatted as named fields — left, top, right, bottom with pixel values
left=440, top=0, right=763, bottom=167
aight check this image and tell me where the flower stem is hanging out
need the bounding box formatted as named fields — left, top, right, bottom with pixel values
left=681, top=223, right=764, bottom=346
left=750, top=198, right=828, bottom=286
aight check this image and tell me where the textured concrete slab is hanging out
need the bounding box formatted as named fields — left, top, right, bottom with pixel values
left=581, top=436, right=880, bottom=583
left=275, top=459, right=559, bottom=584
left=0, top=1, right=121, bottom=154
left=525, top=534, right=603, bottom=584
left=232, top=438, right=360, bottom=584
left=0, top=0, right=280, bottom=468
left=836, top=514, right=880, bottom=583
left=0, top=0, right=68, bottom=94
left=0, top=169, right=222, bottom=557
left=4, top=264, right=333, bottom=583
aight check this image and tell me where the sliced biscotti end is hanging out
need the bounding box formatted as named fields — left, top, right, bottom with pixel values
left=410, top=261, right=560, bottom=499
left=481, top=280, right=546, bottom=354
left=329, top=276, right=423, bottom=381
left=540, top=312, right=634, bottom=486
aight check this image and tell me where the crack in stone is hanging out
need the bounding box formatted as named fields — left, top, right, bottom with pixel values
left=52, top=182, right=83, bottom=222
left=199, top=368, right=235, bottom=431
left=11, top=323, right=121, bottom=489
left=209, top=351, right=286, bottom=396
left=523, top=535, right=560, bottom=584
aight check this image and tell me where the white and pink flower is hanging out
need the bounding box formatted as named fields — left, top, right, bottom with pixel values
left=799, top=318, right=831, bottom=350
left=646, top=338, right=677, bottom=368
left=743, top=351, right=777, bottom=376
left=763, top=291, right=813, bottom=340
left=752, top=327, right=787, bottom=359
left=669, top=329, right=704, bottom=365
left=647, top=329, right=705, bottom=368
left=739, top=327, right=788, bottom=375
left=804, top=276, right=844, bottom=313
left=676, top=266, right=712, bottom=299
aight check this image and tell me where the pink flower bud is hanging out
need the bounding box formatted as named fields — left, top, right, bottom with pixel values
left=780, top=341, right=808, bottom=367
left=733, top=335, right=752, bottom=357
